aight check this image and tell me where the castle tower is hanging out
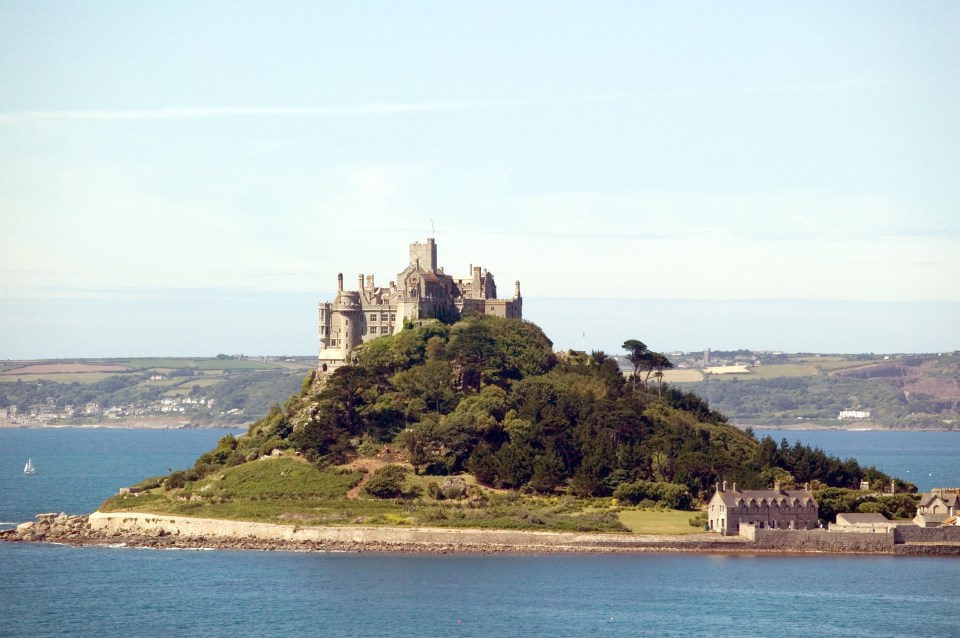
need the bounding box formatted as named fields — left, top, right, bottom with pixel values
left=409, top=238, right=437, bottom=272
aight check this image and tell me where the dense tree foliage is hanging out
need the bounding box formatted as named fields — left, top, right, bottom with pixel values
left=203, top=315, right=908, bottom=505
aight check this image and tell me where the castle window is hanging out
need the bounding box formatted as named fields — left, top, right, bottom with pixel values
left=381, top=314, right=388, bottom=321
left=390, top=314, right=395, bottom=321
left=370, top=313, right=377, bottom=322
left=370, top=326, right=377, bottom=334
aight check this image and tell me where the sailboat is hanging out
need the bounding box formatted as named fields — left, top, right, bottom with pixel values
left=23, top=458, right=36, bottom=475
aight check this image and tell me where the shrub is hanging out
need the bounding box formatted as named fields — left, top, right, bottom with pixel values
left=164, top=471, right=187, bottom=490
left=613, top=480, right=692, bottom=510
left=364, top=464, right=408, bottom=499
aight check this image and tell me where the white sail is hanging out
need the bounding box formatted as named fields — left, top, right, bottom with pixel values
left=24, top=458, right=36, bottom=474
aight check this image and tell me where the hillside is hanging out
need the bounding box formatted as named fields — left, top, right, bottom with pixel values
left=100, top=315, right=913, bottom=531
left=0, top=356, right=315, bottom=427
left=659, top=353, right=960, bottom=429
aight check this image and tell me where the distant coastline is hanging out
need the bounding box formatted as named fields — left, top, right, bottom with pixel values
left=735, top=423, right=960, bottom=432
left=5, top=420, right=957, bottom=432
left=0, top=418, right=246, bottom=430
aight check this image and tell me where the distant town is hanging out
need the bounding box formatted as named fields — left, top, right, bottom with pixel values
left=0, top=355, right=314, bottom=428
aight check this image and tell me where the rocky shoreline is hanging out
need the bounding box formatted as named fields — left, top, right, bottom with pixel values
left=3, top=512, right=959, bottom=556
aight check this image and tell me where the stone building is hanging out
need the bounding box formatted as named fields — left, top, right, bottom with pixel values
left=914, top=488, right=959, bottom=527
left=708, top=481, right=819, bottom=535
left=318, top=238, right=522, bottom=372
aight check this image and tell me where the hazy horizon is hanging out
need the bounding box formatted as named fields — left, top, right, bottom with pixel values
left=2, top=293, right=955, bottom=360
left=2, top=3, right=957, bottom=358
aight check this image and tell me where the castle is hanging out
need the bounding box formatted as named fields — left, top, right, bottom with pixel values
left=318, top=238, right=522, bottom=371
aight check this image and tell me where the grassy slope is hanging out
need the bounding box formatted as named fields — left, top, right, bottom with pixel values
left=99, top=454, right=693, bottom=534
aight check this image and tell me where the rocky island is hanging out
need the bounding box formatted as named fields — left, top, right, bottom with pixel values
left=4, top=239, right=958, bottom=556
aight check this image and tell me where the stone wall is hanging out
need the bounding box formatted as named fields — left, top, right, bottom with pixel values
left=894, top=524, right=960, bottom=544
left=751, top=527, right=895, bottom=552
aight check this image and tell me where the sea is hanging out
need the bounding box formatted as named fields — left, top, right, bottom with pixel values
left=1, top=427, right=958, bottom=637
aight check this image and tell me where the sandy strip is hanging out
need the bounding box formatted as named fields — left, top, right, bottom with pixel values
left=6, top=512, right=959, bottom=555
left=1, top=511, right=747, bottom=554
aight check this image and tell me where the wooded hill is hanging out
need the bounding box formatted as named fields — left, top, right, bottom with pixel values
left=182, top=315, right=909, bottom=503
left=674, top=354, right=960, bottom=429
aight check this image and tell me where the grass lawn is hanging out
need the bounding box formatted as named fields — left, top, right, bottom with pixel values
left=617, top=509, right=701, bottom=534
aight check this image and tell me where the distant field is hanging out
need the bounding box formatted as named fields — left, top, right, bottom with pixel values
left=694, top=363, right=821, bottom=381
left=737, top=363, right=820, bottom=379
left=669, top=359, right=887, bottom=384
left=0, top=372, right=121, bottom=384
left=1, top=363, right=130, bottom=375
left=113, top=358, right=285, bottom=371
left=617, top=509, right=700, bottom=534
left=661, top=369, right=704, bottom=383
left=814, top=360, right=880, bottom=372
left=703, top=365, right=750, bottom=375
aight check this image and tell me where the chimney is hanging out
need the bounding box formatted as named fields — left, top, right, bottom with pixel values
left=722, top=480, right=727, bottom=492
left=366, top=274, right=374, bottom=289
left=358, top=274, right=364, bottom=290
left=514, top=280, right=521, bottom=299
left=804, top=482, right=810, bottom=491
left=774, top=480, right=781, bottom=492
left=732, top=482, right=737, bottom=492
left=337, top=273, right=343, bottom=292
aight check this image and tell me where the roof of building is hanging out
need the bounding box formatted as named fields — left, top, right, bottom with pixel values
left=916, top=512, right=951, bottom=523
left=919, top=491, right=959, bottom=508
left=835, top=513, right=891, bottom=525
left=713, top=488, right=817, bottom=508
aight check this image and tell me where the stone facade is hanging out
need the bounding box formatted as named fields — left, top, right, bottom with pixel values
left=318, top=238, right=522, bottom=372
left=707, top=481, right=818, bottom=535
left=913, top=487, right=959, bottom=527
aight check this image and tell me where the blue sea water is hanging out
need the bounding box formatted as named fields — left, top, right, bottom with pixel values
left=760, top=429, right=960, bottom=492
left=0, top=428, right=245, bottom=526
left=1, top=428, right=958, bottom=637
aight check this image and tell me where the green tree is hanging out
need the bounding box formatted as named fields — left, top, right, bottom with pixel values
left=448, top=321, right=497, bottom=391
left=650, top=352, right=674, bottom=396
left=363, top=464, right=408, bottom=498
left=622, top=339, right=649, bottom=392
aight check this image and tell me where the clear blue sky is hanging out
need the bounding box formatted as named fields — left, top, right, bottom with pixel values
left=1, top=2, right=957, bottom=358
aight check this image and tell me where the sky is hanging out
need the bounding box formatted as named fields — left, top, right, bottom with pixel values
left=1, top=2, right=958, bottom=359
